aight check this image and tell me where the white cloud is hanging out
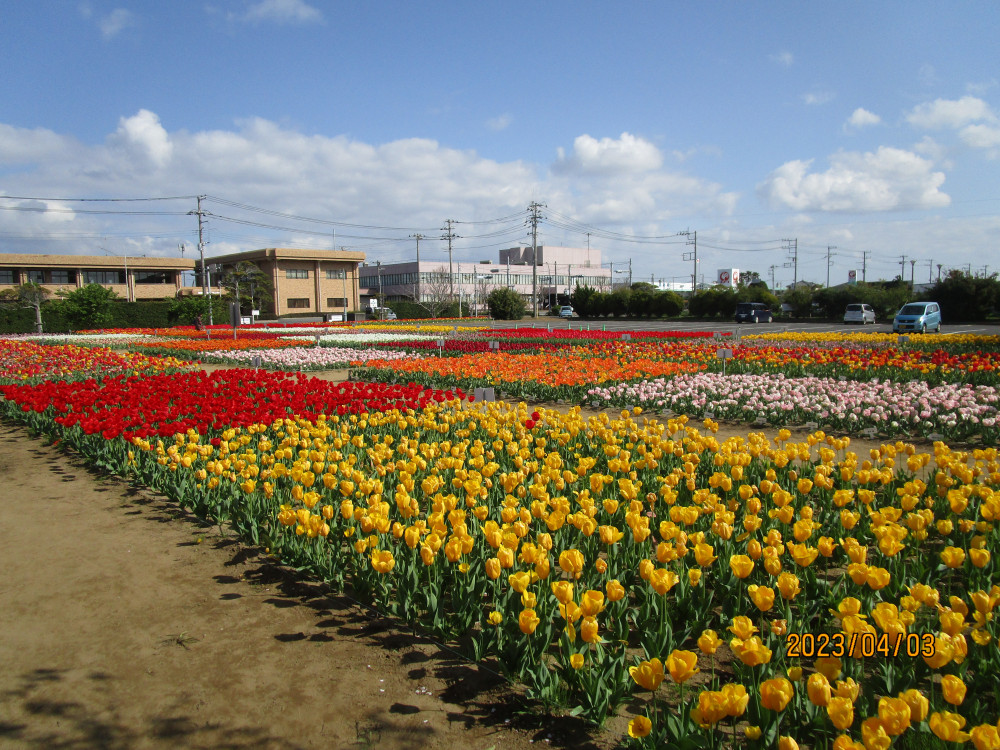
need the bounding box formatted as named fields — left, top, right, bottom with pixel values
left=845, top=108, right=881, bottom=129
left=802, top=91, right=835, bottom=106
left=99, top=8, right=135, bottom=40
left=757, top=147, right=950, bottom=212
left=770, top=51, right=794, bottom=66
left=960, top=123, right=1000, bottom=157
left=242, top=0, right=323, bottom=24
left=906, top=96, right=997, bottom=130
left=108, top=109, right=173, bottom=168
left=0, top=123, right=76, bottom=165
left=553, top=132, right=663, bottom=175
left=486, top=114, right=512, bottom=132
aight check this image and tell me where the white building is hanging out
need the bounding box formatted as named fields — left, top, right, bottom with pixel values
left=359, top=245, right=612, bottom=313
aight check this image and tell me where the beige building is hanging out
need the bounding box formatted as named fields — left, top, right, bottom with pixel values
left=209, top=247, right=366, bottom=318
left=0, top=253, right=194, bottom=301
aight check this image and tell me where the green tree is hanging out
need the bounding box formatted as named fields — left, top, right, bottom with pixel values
left=219, top=262, right=271, bottom=318
left=58, top=283, right=119, bottom=330
left=652, top=289, right=685, bottom=317
left=918, top=270, right=1000, bottom=322
left=485, top=287, right=527, bottom=320
left=0, top=282, right=50, bottom=333
left=570, top=285, right=598, bottom=317
left=782, top=287, right=815, bottom=318
left=166, top=294, right=228, bottom=325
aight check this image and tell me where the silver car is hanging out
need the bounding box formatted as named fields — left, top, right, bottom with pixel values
left=844, top=303, right=876, bottom=325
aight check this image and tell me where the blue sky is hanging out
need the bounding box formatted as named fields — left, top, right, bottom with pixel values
left=1, top=0, right=998, bottom=288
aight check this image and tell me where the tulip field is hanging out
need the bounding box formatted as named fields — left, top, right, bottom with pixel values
left=4, top=322, right=1000, bottom=749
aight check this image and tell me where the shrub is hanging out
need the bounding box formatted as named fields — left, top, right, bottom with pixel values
left=486, top=287, right=527, bottom=320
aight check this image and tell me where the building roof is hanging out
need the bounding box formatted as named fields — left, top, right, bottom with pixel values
left=0, top=253, right=194, bottom=269
left=210, top=247, right=366, bottom=264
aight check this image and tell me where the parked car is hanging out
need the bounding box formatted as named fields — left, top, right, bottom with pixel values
left=734, top=302, right=773, bottom=323
left=559, top=305, right=574, bottom=318
left=378, top=308, right=397, bottom=321
left=892, top=302, right=941, bottom=333
left=844, top=303, right=876, bottom=325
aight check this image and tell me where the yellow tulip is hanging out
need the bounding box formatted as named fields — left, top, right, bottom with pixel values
left=941, top=546, right=966, bottom=568
left=580, top=616, right=600, bottom=644
left=666, top=649, right=699, bottom=684
left=694, top=542, right=717, bottom=567
left=577, top=589, right=604, bottom=616
left=721, top=683, right=749, bottom=717
left=606, top=579, right=625, bottom=602
left=941, top=674, right=967, bottom=706
left=807, top=673, right=831, bottom=707
left=930, top=711, right=971, bottom=743
left=729, top=616, right=758, bottom=641
left=748, top=584, right=776, bottom=612
left=698, top=629, right=722, bottom=655
left=569, top=653, right=584, bottom=670
left=827, top=696, right=854, bottom=730
left=551, top=580, right=574, bottom=604
left=649, top=568, right=679, bottom=596
left=970, top=724, right=1000, bottom=750
left=970, top=547, right=991, bottom=568
left=898, top=689, right=928, bottom=722
left=518, top=608, right=540, bottom=635
left=877, top=696, right=911, bottom=736
left=760, top=677, right=794, bottom=712
left=777, top=572, right=801, bottom=600
left=627, top=715, right=652, bottom=738
left=629, top=658, right=665, bottom=692
left=861, top=717, right=892, bottom=750
left=508, top=571, right=531, bottom=593
left=779, top=737, right=800, bottom=750
left=731, top=635, right=771, bottom=667
left=729, top=554, right=755, bottom=579
left=558, top=549, right=585, bottom=578
left=370, top=549, right=395, bottom=574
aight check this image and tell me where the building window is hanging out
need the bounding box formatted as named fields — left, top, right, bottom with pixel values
left=287, top=298, right=310, bottom=309
left=83, top=270, right=125, bottom=285
left=27, top=270, right=45, bottom=284
left=326, top=269, right=346, bottom=280
left=326, top=297, right=348, bottom=308
left=286, top=269, right=309, bottom=279
left=0, top=270, right=14, bottom=284
left=50, top=270, right=73, bottom=285
left=135, top=271, right=171, bottom=284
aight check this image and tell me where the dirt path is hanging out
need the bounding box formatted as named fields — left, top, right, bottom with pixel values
left=0, top=422, right=615, bottom=750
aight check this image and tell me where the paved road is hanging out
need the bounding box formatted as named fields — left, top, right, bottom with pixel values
left=454, top=317, right=1000, bottom=336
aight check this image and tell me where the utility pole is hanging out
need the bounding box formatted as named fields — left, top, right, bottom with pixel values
left=783, top=239, right=798, bottom=289
left=826, top=245, right=837, bottom=288
left=410, top=233, right=424, bottom=265
left=527, top=201, right=544, bottom=317
left=376, top=260, right=383, bottom=313
left=628, top=258, right=633, bottom=288
left=937, top=264, right=943, bottom=283
left=926, top=259, right=933, bottom=283
left=910, top=259, right=916, bottom=289
left=682, top=230, right=697, bottom=293
left=768, top=264, right=776, bottom=290
left=899, top=255, right=907, bottom=282
left=861, top=251, right=871, bottom=283
left=188, top=195, right=213, bottom=329
left=441, top=220, right=458, bottom=303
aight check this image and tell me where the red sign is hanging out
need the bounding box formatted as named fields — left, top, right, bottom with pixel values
left=719, top=271, right=730, bottom=283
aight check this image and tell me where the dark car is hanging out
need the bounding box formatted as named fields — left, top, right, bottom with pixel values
left=734, top=302, right=773, bottom=323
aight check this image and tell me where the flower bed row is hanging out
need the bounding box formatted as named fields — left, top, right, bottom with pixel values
left=586, top=372, right=1000, bottom=443
left=0, top=339, right=192, bottom=382
left=3, top=383, right=999, bottom=748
